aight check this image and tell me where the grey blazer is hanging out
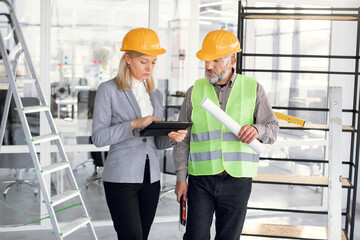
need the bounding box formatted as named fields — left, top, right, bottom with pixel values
left=92, top=79, right=172, bottom=183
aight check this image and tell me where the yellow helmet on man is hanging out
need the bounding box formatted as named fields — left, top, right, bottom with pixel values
left=121, top=28, right=166, bottom=55
left=196, top=30, right=241, bottom=61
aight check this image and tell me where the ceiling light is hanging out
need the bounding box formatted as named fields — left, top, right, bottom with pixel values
left=199, top=20, right=212, bottom=25
left=199, top=16, right=233, bottom=21
left=206, top=9, right=237, bottom=17
left=199, top=1, right=235, bottom=8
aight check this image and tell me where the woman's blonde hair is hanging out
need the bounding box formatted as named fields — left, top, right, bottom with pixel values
left=114, top=50, right=155, bottom=93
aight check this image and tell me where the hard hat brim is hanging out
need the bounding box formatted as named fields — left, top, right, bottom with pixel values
left=196, top=49, right=242, bottom=61
left=120, top=47, right=166, bottom=56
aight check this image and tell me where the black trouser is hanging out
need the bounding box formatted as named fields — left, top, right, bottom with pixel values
left=103, top=158, right=160, bottom=240
left=184, top=175, right=252, bottom=240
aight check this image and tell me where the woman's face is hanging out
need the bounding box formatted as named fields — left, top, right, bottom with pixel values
left=125, top=54, right=157, bottom=81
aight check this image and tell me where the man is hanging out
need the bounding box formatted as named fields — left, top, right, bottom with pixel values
left=173, top=29, right=279, bottom=240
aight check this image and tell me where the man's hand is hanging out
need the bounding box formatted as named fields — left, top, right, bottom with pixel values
left=130, top=115, right=162, bottom=130
left=237, top=125, right=258, bottom=144
left=175, top=181, right=188, bottom=203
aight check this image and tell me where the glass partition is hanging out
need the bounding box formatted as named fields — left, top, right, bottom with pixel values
left=0, top=0, right=356, bottom=232
left=0, top=0, right=41, bottom=226
left=0, top=0, right=150, bottom=225
left=51, top=0, right=149, bottom=146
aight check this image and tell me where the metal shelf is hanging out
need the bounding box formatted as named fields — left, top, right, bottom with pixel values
left=244, top=14, right=358, bottom=21
left=242, top=223, right=347, bottom=240
left=279, top=122, right=356, bottom=132
left=237, top=3, right=360, bottom=239
left=253, top=173, right=352, bottom=188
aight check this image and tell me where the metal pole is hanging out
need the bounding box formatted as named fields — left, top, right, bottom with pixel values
left=237, top=0, right=243, bottom=74
left=40, top=0, right=52, bottom=224
left=328, top=86, right=342, bottom=240
left=348, top=8, right=360, bottom=240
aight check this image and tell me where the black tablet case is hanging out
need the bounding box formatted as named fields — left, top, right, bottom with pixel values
left=139, top=121, right=192, bottom=136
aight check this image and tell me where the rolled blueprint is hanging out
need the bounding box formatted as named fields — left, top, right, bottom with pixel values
left=200, top=97, right=264, bottom=154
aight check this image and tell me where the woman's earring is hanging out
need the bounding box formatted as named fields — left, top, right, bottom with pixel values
left=127, top=64, right=130, bottom=68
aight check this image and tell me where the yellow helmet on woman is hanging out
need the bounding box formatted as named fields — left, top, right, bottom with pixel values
left=196, top=30, right=241, bottom=61
left=121, top=28, right=166, bottom=55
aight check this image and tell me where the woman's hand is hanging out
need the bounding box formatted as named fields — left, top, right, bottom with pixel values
left=131, top=115, right=162, bottom=130
left=168, top=130, right=187, bottom=143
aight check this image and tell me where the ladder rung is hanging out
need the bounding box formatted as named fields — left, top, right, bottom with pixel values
left=60, top=217, right=91, bottom=238
left=41, top=162, right=70, bottom=175
left=22, top=105, right=50, bottom=114
left=50, top=190, right=81, bottom=207
left=32, top=133, right=59, bottom=144
left=15, top=77, right=36, bottom=83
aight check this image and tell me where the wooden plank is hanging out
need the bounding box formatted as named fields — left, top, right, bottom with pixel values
left=253, top=173, right=351, bottom=187
left=279, top=122, right=355, bottom=131
left=242, top=223, right=347, bottom=240
left=342, top=125, right=354, bottom=131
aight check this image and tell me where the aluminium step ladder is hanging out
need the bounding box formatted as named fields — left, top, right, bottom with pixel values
left=0, top=1, right=97, bottom=239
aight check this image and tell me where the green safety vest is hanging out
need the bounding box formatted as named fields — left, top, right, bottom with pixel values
left=189, top=74, right=259, bottom=177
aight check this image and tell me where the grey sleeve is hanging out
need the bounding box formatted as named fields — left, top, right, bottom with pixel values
left=253, top=83, right=279, bottom=144
left=173, top=86, right=193, bottom=182
left=155, top=136, right=172, bottom=150
left=91, top=83, right=134, bottom=148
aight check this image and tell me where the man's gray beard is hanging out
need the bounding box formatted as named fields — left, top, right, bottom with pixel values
left=205, top=67, right=230, bottom=84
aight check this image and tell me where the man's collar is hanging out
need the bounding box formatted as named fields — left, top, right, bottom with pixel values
left=228, top=68, right=236, bottom=87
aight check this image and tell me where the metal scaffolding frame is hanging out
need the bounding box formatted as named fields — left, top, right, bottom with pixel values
left=237, top=2, right=359, bottom=239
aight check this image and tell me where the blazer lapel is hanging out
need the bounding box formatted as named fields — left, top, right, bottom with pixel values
left=124, top=90, right=142, bottom=119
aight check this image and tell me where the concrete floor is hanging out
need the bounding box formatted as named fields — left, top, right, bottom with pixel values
left=0, top=152, right=359, bottom=240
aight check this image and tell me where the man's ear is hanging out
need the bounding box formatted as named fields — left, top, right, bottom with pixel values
left=229, top=57, right=237, bottom=69
left=231, top=57, right=237, bottom=66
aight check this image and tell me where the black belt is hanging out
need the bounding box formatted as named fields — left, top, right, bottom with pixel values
left=216, top=171, right=228, bottom=178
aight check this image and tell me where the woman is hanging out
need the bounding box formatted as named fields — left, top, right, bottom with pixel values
left=92, top=28, right=187, bottom=240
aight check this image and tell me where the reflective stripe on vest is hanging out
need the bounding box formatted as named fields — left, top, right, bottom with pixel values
left=190, top=151, right=259, bottom=162
left=189, top=74, right=259, bottom=177
left=190, top=130, right=221, bottom=142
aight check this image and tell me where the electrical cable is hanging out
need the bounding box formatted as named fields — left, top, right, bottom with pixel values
left=0, top=198, right=82, bottom=228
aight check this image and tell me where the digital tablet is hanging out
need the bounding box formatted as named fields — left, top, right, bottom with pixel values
left=139, top=121, right=192, bottom=136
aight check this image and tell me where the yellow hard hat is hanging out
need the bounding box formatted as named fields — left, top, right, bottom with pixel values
left=120, top=28, right=166, bottom=55
left=196, top=30, right=241, bottom=61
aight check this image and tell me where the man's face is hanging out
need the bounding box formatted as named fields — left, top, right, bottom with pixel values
left=204, top=56, right=232, bottom=84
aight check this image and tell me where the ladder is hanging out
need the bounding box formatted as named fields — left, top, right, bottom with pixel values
left=0, top=1, right=97, bottom=239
